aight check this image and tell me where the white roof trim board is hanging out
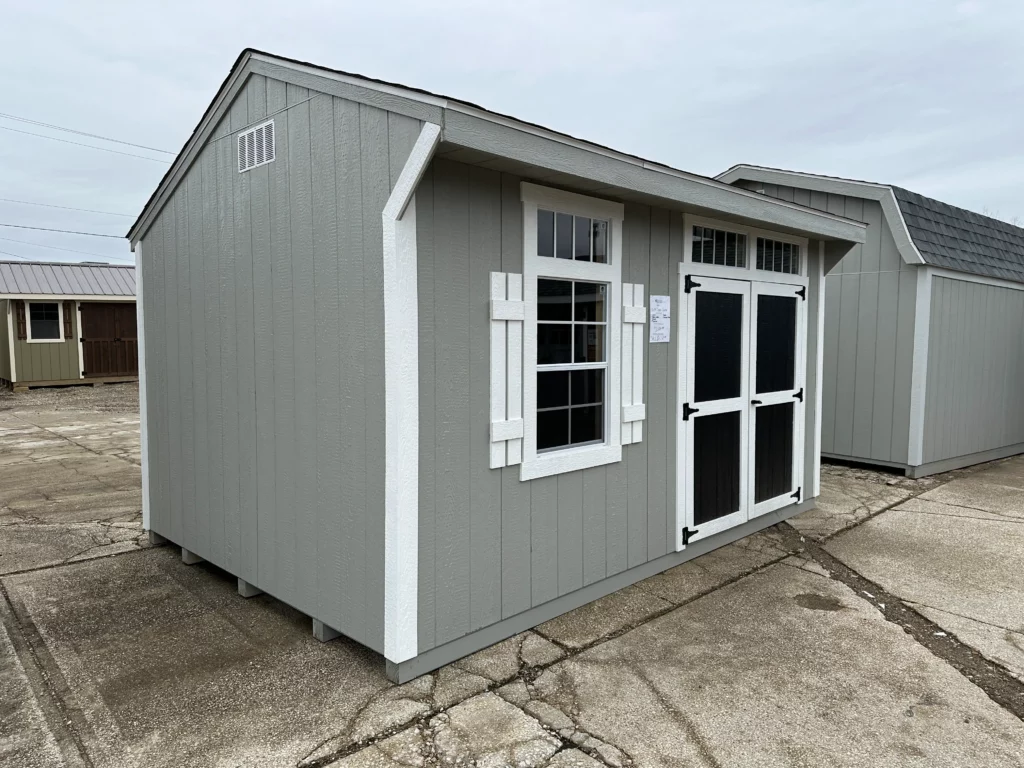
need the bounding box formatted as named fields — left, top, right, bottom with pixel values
left=0, top=261, right=136, bottom=298
left=128, top=50, right=867, bottom=249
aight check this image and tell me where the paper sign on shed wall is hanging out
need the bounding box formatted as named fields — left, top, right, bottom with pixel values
left=650, top=295, right=670, bottom=343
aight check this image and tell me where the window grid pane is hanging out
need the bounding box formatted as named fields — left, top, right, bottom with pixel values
left=692, top=226, right=746, bottom=268
left=536, top=278, right=608, bottom=452
left=29, top=303, right=60, bottom=340
left=756, top=237, right=800, bottom=274
left=538, top=208, right=610, bottom=264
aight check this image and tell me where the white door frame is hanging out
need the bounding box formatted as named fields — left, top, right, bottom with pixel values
left=677, top=274, right=751, bottom=548
left=675, top=265, right=809, bottom=551
left=747, top=280, right=807, bottom=519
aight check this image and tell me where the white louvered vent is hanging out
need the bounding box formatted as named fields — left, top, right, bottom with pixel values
left=238, top=120, right=275, bottom=173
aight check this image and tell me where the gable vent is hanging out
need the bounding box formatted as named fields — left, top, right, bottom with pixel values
left=238, top=120, right=275, bottom=172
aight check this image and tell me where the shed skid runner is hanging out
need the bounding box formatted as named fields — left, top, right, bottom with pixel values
left=130, top=49, right=863, bottom=680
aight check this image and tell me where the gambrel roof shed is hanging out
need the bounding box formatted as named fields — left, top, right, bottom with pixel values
left=129, top=51, right=865, bottom=682
left=718, top=164, right=1024, bottom=478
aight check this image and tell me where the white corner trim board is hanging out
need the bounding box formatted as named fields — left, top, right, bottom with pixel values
left=812, top=242, right=825, bottom=498
left=135, top=244, right=151, bottom=531
left=906, top=266, right=933, bottom=467
left=5, top=300, right=15, bottom=382
left=490, top=271, right=524, bottom=469
left=382, top=121, right=441, bottom=664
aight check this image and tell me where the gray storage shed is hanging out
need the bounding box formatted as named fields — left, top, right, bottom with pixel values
left=128, top=50, right=864, bottom=681
left=718, top=165, right=1024, bottom=477
left=0, top=261, right=138, bottom=390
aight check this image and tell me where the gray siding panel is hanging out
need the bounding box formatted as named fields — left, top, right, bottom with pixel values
left=139, top=74, right=418, bottom=654
left=923, top=277, right=1024, bottom=463
left=417, top=158, right=821, bottom=654
left=757, top=186, right=916, bottom=465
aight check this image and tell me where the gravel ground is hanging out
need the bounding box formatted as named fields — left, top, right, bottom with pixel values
left=0, top=381, right=139, bottom=413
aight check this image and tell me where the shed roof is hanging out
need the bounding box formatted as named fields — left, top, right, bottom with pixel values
left=128, top=50, right=866, bottom=255
left=716, top=165, right=1024, bottom=284
left=0, top=261, right=136, bottom=298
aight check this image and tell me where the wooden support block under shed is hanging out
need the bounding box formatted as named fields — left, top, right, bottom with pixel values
left=147, top=530, right=168, bottom=546
left=181, top=547, right=203, bottom=565
left=313, top=619, right=340, bottom=642
left=237, top=578, right=263, bottom=598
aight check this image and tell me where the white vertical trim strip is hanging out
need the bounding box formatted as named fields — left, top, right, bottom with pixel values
left=621, top=285, right=635, bottom=444
left=631, top=283, right=645, bottom=443
left=907, top=265, right=933, bottom=466
left=76, top=302, right=84, bottom=378
left=812, top=242, right=825, bottom=498
left=382, top=121, right=441, bottom=664
left=135, top=244, right=151, bottom=531
left=5, top=300, right=15, bottom=383
left=490, top=273, right=509, bottom=468
left=506, top=273, right=524, bottom=465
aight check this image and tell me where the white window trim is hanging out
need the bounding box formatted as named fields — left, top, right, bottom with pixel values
left=684, top=213, right=809, bottom=285
left=25, top=300, right=64, bottom=344
left=520, top=182, right=625, bottom=481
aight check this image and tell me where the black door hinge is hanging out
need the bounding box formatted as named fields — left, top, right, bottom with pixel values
left=794, top=388, right=803, bottom=402
left=684, top=274, right=702, bottom=294
left=80, top=337, right=85, bottom=343
left=796, top=286, right=806, bottom=300
left=681, top=526, right=700, bottom=545
left=682, top=402, right=700, bottom=420
left=791, top=487, right=801, bottom=502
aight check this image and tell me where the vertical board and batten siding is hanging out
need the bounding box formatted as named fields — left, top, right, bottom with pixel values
left=741, top=181, right=918, bottom=465
left=139, top=72, right=421, bottom=654
left=11, top=309, right=80, bottom=382
left=922, top=277, right=1024, bottom=463
left=417, top=159, right=821, bottom=654
left=0, top=302, right=10, bottom=381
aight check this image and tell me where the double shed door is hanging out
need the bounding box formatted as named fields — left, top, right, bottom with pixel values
left=678, top=274, right=806, bottom=547
left=80, top=302, right=139, bottom=377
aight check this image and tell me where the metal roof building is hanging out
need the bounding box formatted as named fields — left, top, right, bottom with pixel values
left=0, top=261, right=138, bottom=390
left=718, top=166, right=1024, bottom=477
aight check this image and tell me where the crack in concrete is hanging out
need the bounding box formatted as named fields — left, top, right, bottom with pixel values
left=907, top=508, right=1024, bottom=526
left=777, top=523, right=1024, bottom=721
left=10, top=414, right=141, bottom=468
left=903, top=600, right=1024, bottom=637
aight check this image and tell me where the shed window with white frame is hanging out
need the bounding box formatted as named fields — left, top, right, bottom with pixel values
left=488, top=183, right=644, bottom=481
left=27, top=302, right=63, bottom=342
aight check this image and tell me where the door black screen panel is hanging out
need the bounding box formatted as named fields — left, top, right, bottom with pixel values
left=754, top=402, right=794, bottom=503
left=694, top=292, right=742, bottom=402
left=694, top=411, right=741, bottom=525
left=755, top=294, right=796, bottom=394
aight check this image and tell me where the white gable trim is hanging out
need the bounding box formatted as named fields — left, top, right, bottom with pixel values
left=382, top=122, right=441, bottom=664
left=715, top=165, right=925, bottom=266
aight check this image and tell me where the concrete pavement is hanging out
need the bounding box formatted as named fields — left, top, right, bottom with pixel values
left=1, top=385, right=1022, bottom=767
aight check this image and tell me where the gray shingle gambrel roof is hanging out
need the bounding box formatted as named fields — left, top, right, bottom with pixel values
left=890, top=187, right=1024, bottom=283
left=0, top=261, right=136, bottom=297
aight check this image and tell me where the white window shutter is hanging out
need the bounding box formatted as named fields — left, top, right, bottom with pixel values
left=490, top=272, right=524, bottom=468
left=621, top=283, right=646, bottom=444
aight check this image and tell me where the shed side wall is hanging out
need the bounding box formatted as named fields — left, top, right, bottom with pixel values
left=922, top=275, right=1024, bottom=463
left=138, top=72, right=420, bottom=654
left=11, top=305, right=80, bottom=383
left=0, top=301, right=10, bottom=381
left=417, top=159, right=824, bottom=654
left=738, top=181, right=917, bottom=465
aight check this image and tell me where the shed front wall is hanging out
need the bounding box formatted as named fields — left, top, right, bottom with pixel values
left=737, top=181, right=918, bottom=465
left=11, top=305, right=80, bottom=383
left=416, top=158, right=824, bottom=655
left=922, top=275, right=1024, bottom=464
left=138, top=72, right=421, bottom=654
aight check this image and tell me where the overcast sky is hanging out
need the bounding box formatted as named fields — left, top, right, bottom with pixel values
left=1, top=0, right=1022, bottom=265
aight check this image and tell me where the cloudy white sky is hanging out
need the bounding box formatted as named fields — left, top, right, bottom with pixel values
left=1, top=0, right=1021, bottom=265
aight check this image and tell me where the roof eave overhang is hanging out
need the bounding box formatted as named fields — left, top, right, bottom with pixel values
left=129, top=53, right=865, bottom=249
left=716, top=165, right=924, bottom=265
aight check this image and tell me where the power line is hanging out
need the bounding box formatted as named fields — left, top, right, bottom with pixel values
left=0, top=235, right=120, bottom=260
left=0, top=223, right=122, bottom=239
left=0, top=125, right=171, bottom=163
left=0, top=197, right=133, bottom=217
left=0, top=111, right=175, bottom=154
left=0, top=248, right=31, bottom=261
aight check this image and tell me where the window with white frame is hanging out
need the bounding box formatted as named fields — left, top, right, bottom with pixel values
left=520, top=183, right=625, bottom=480
left=756, top=237, right=801, bottom=274
left=28, top=302, right=62, bottom=342
left=685, top=215, right=807, bottom=282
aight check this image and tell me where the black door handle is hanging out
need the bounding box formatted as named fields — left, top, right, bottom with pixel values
left=751, top=399, right=762, bottom=405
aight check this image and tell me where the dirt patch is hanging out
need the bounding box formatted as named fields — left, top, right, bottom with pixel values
left=793, top=593, right=845, bottom=612
left=0, top=382, right=138, bottom=413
